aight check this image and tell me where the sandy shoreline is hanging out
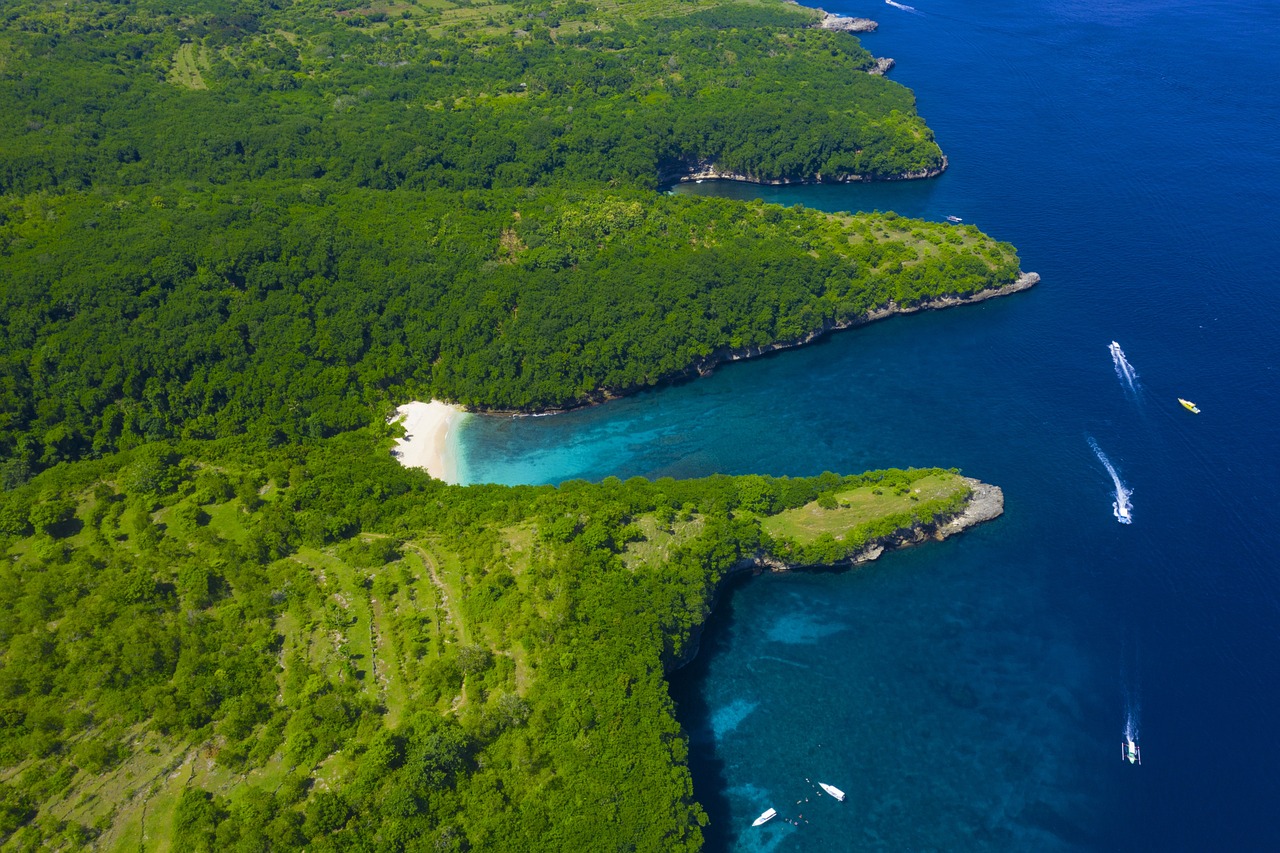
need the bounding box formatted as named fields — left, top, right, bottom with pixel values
left=391, top=401, right=468, bottom=484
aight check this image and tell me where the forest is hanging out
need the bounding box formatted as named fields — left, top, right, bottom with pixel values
left=0, top=183, right=1020, bottom=479
left=0, top=432, right=977, bottom=850
left=0, top=0, right=1024, bottom=848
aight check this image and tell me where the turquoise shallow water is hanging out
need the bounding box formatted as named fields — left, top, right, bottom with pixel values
left=456, top=0, right=1280, bottom=848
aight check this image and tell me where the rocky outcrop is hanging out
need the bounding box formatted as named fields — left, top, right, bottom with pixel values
left=815, top=12, right=878, bottom=33
left=869, top=56, right=896, bottom=76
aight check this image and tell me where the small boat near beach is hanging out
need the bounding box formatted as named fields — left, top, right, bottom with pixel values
left=752, top=807, right=777, bottom=827
left=1123, top=738, right=1141, bottom=765
left=1178, top=398, right=1200, bottom=414
left=946, top=215, right=963, bottom=223
left=818, top=782, right=846, bottom=802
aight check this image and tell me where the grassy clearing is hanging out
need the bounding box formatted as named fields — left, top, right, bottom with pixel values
left=203, top=498, right=248, bottom=542
left=168, top=42, right=207, bottom=90
left=414, top=540, right=469, bottom=645
left=295, top=547, right=377, bottom=690
left=500, top=522, right=537, bottom=572
left=762, top=472, right=967, bottom=543
left=368, top=594, right=409, bottom=725
left=620, top=514, right=705, bottom=569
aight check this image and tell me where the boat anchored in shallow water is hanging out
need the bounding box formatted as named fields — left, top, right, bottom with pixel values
left=752, top=808, right=777, bottom=827
left=818, top=783, right=846, bottom=802
left=1123, top=738, right=1141, bottom=765
left=1178, top=398, right=1201, bottom=414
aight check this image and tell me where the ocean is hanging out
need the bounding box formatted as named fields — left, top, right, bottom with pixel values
left=454, top=0, right=1280, bottom=848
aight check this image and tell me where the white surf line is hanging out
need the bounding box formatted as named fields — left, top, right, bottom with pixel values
left=1109, top=341, right=1140, bottom=394
left=1088, top=437, right=1133, bottom=524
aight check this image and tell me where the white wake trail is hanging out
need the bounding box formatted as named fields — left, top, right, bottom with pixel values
left=1109, top=341, right=1140, bottom=394
left=1124, top=687, right=1141, bottom=743
left=1089, top=437, right=1133, bottom=524
left=885, top=0, right=919, bottom=12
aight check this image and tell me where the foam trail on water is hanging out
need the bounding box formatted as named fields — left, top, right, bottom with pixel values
left=1089, top=437, right=1133, bottom=524
left=1122, top=636, right=1141, bottom=744
left=1109, top=341, right=1140, bottom=394
left=885, top=0, right=920, bottom=13
left=1124, top=685, right=1141, bottom=744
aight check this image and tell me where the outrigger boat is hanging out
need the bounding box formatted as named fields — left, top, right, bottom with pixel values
left=1123, top=738, right=1141, bottom=765
left=752, top=808, right=777, bottom=827
left=1178, top=398, right=1201, bottom=414
left=818, top=782, right=846, bottom=802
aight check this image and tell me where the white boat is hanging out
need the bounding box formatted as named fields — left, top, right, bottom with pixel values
left=1123, top=738, right=1141, bottom=765
left=946, top=215, right=963, bottom=223
left=752, top=807, right=777, bottom=827
left=818, top=782, right=846, bottom=802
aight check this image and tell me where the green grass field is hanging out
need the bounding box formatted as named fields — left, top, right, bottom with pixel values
left=761, top=472, right=968, bottom=544
left=168, top=43, right=208, bottom=90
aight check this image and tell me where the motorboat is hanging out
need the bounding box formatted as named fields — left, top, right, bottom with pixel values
left=1178, top=398, right=1200, bottom=414
left=818, top=782, right=846, bottom=802
left=946, top=215, right=963, bottom=223
left=752, top=808, right=777, bottom=827
left=1123, top=738, right=1141, bottom=765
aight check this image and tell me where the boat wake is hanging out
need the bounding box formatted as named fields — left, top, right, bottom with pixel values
left=1122, top=633, right=1142, bottom=763
left=1109, top=341, right=1140, bottom=395
left=1089, top=437, right=1133, bottom=524
left=1123, top=685, right=1141, bottom=745
left=885, top=0, right=920, bottom=13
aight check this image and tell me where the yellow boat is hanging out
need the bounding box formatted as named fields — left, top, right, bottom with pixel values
left=1178, top=398, right=1200, bottom=414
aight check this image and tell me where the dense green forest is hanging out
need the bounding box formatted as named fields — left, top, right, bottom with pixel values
left=1, top=0, right=941, bottom=194
left=0, top=0, right=1026, bottom=848
left=0, top=183, right=1019, bottom=478
left=0, top=433, right=977, bottom=850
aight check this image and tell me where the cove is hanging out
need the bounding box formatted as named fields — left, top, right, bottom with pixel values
left=458, top=0, right=1280, bottom=849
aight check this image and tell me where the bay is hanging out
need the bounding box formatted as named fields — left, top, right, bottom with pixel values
left=457, top=0, right=1280, bottom=848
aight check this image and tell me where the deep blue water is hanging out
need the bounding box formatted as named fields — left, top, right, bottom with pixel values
left=456, top=0, right=1280, bottom=848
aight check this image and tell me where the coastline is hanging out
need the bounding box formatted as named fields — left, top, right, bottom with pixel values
left=672, top=152, right=940, bottom=186
left=669, top=477, right=1004, bottom=672
left=391, top=401, right=468, bottom=484
left=657, top=6, right=913, bottom=185
left=468, top=271, right=1039, bottom=418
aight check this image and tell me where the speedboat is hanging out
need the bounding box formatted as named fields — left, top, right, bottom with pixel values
left=946, top=215, right=963, bottom=223
left=818, top=782, right=846, bottom=802
left=752, top=808, right=777, bottom=827
left=1123, top=738, right=1141, bottom=765
left=1178, top=398, right=1200, bottom=414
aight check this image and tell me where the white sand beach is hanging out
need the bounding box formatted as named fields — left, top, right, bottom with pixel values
left=391, top=401, right=468, bottom=484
